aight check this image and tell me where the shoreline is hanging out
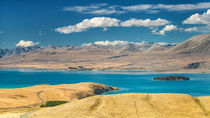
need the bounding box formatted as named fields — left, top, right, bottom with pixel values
left=1, top=66, right=210, bottom=74
left=0, top=83, right=209, bottom=99
left=0, top=82, right=209, bottom=97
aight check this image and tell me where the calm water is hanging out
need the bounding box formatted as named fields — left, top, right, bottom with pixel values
left=1, top=68, right=210, bottom=97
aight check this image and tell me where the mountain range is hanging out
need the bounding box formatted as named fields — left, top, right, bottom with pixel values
left=0, top=33, right=210, bottom=72
left=0, top=41, right=177, bottom=58
left=0, top=46, right=40, bottom=58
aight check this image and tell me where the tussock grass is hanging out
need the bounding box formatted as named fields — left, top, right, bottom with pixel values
left=89, top=98, right=102, bottom=113
left=193, top=98, right=209, bottom=116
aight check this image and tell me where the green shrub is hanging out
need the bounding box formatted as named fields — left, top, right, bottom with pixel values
left=192, top=63, right=200, bottom=69
left=40, top=101, right=68, bottom=107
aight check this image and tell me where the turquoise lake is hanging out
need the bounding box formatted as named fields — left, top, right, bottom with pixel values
left=1, top=68, right=210, bottom=97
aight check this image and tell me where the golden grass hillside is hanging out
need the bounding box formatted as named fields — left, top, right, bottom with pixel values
left=0, top=82, right=117, bottom=109
left=28, top=93, right=210, bottom=118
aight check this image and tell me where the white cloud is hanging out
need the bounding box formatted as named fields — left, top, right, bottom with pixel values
left=182, top=9, right=210, bottom=33
left=94, top=40, right=129, bottom=46
left=64, top=2, right=210, bottom=15
left=153, top=25, right=178, bottom=35
left=122, top=4, right=153, bottom=11
left=63, top=3, right=107, bottom=12
left=55, top=17, right=120, bottom=34
left=120, top=18, right=169, bottom=27
left=63, top=3, right=124, bottom=15
left=86, top=9, right=118, bottom=15
left=183, top=9, right=210, bottom=25
left=81, top=43, right=92, bottom=46
left=122, top=2, right=210, bottom=12
left=184, top=27, right=198, bottom=32
left=16, top=40, right=39, bottom=47
left=56, top=17, right=170, bottom=34
left=82, top=40, right=177, bottom=47
left=154, top=2, right=210, bottom=11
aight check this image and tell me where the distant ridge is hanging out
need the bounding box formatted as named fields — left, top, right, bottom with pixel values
left=1, top=33, right=210, bottom=72
left=0, top=42, right=176, bottom=58
left=169, top=33, right=210, bottom=54
left=0, top=46, right=40, bottom=58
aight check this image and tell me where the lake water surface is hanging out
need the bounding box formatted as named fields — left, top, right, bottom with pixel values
left=1, top=68, right=210, bottom=97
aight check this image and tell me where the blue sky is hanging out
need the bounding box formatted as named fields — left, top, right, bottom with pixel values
left=1, top=0, right=210, bottom=48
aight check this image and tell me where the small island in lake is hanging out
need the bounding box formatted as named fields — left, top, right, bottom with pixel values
left=153, top=76, right=190, bottom=81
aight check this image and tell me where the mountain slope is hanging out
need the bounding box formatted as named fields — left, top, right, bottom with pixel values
left=169, top=33, right=210, bottom=54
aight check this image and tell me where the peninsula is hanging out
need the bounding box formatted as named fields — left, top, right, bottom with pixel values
left=0, top=83, right=117, bottom=110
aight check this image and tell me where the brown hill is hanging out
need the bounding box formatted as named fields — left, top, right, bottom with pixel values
left=169, top=33, right=210, bottom=54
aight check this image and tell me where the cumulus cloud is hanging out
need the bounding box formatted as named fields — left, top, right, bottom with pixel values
left=16, top=40, right=39, bottom=47
left=153, top=25, right=178, bottom=35
left=55, top=17, right=120, bottom=34
left=120, top=18, right=169, bottom=27
left=94, top=40, right=129, bottom=46
left=183, top=9, right=210, bottom=25
left=182, top=9, right=210, bottom=33
left=63, top=2, right=210, bottom=15
left=184, top=27, right=198, bottom=32
left=81, top=43, right=92, bottom=46
left=55, top=17, right=170, bottom=34
left=82, top=40, right=177, bottom=47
